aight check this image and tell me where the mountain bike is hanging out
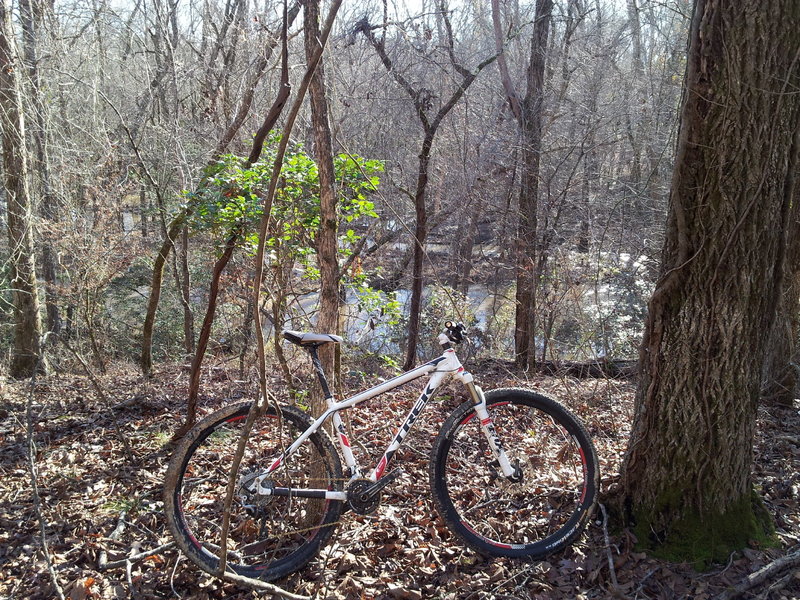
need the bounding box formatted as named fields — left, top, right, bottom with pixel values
left=164, top=322, right=599, bottom=581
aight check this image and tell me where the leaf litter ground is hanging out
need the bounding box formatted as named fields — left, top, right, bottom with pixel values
left=1, top=358, right=799, bottom=599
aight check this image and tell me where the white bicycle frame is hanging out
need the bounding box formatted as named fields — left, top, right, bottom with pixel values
left=250, top=334, right=517, bottom=502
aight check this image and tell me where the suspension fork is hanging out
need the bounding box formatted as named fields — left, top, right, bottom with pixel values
left=461, top=377, right=521, bottom=481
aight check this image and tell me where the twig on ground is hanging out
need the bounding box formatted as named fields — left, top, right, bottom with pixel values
left=127, top=541, right=142, bottom=598
left=169, top=554, right=183, bottom=599
left=480, top=566, right=529, bottom=599
left=714, top=545, right=800, bottom=600
left=599, top=503, right=620, bottom=588
left=126, top=558, right=135, bottom=596
left=101, top=542, right=175, bottom=570
left=633, top=567, right=657, bottom=597
left=756, top=571, right=793, bottom=600
left=315, top=539, right=342, bottom=600
left=701, top=551, right=736, bottom=578
left=98, top=510, right=127, bottom=570
left=777, top=531, right=800, bottom=544
left=26, top=337, right=66, bottom=600
left=219, top=572, right=312, bottom=599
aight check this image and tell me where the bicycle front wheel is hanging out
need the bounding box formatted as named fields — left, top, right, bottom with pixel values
left=430, top=388, right=598, bottom=558
left=164, top=401, right=344, bottom=581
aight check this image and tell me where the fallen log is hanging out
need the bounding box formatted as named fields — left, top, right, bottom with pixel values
left=536, top=358, right=638, bottom=379
left=475, top=357, right=638, bottom=380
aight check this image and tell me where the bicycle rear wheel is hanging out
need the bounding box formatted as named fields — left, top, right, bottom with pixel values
left=430, top=388, right=598, bottom=558
left=164, top=401, right=343, bottom=580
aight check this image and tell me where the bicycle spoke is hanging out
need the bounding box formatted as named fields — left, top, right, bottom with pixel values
left=431, top=389, right=598, bottom=557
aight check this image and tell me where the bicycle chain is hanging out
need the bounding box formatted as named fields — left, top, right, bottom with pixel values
left=223, top=474, right=385, bottom=545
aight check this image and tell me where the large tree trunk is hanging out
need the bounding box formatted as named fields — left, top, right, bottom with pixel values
left=0, top=0, right=44, bottom=378
left=620, top=0, right=800, bottom=566
left=304, top=0, right=339, bottom=414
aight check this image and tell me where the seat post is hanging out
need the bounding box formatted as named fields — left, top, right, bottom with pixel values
left=307, top=344, right=333, bottom=400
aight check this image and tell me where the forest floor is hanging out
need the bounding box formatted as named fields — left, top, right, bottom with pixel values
left=1, top=357, right=799, bottom=600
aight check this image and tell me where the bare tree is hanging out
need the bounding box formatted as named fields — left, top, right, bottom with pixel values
left=358, top=2, right=499, bottom=370
left=1, top=0, right=44, bottom=378
left=19, top=0, right=60, bottom=334
left=140, top=2, right=299, bottom=376
left=492, top=0, right=553, bottom=370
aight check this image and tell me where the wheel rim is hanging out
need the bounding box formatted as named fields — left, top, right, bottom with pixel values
left=174, top=408, right=339, bottom=573
left=442, top=400, right=591, bottom=551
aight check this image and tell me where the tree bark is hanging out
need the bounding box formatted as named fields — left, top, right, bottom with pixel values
left=404, top=132, right=433, bottom=370
left=620, top=0, right=800, bottom=565
left=513, top=0, right=552, bottom=370
left=0, top=0, right=44, bottom=378
left=19, top=0, right=60, bottom=334
left=304, top=0, right=340, bottom=414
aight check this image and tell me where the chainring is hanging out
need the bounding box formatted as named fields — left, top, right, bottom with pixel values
left=347, top=478, right=381, bottom=515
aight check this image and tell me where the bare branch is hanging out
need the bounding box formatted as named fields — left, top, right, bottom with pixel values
left=100, top=542, right=175, bottom=570
left=437, top=0, right=470, bottom=79
left=714, top=546, right=800, bottom=600
left=490, top=0, right=522, bottom=123
left=355, top=17, right=431, bottom=130
left=214, top=1, right=302, bottom=160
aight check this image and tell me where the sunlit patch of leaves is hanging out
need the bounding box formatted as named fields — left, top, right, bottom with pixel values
left=1, top=364, right=798, bottom=599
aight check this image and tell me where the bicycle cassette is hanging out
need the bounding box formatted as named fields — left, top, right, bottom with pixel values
left=238, top=470, right=274, bottom=507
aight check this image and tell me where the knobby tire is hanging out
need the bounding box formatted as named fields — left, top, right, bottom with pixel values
left=430, top=388, right=599, bottom=558
left=163, top=401, right=343, bottom=581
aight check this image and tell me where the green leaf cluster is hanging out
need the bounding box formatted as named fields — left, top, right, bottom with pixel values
left=185, top=141, right=383, bottom=262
